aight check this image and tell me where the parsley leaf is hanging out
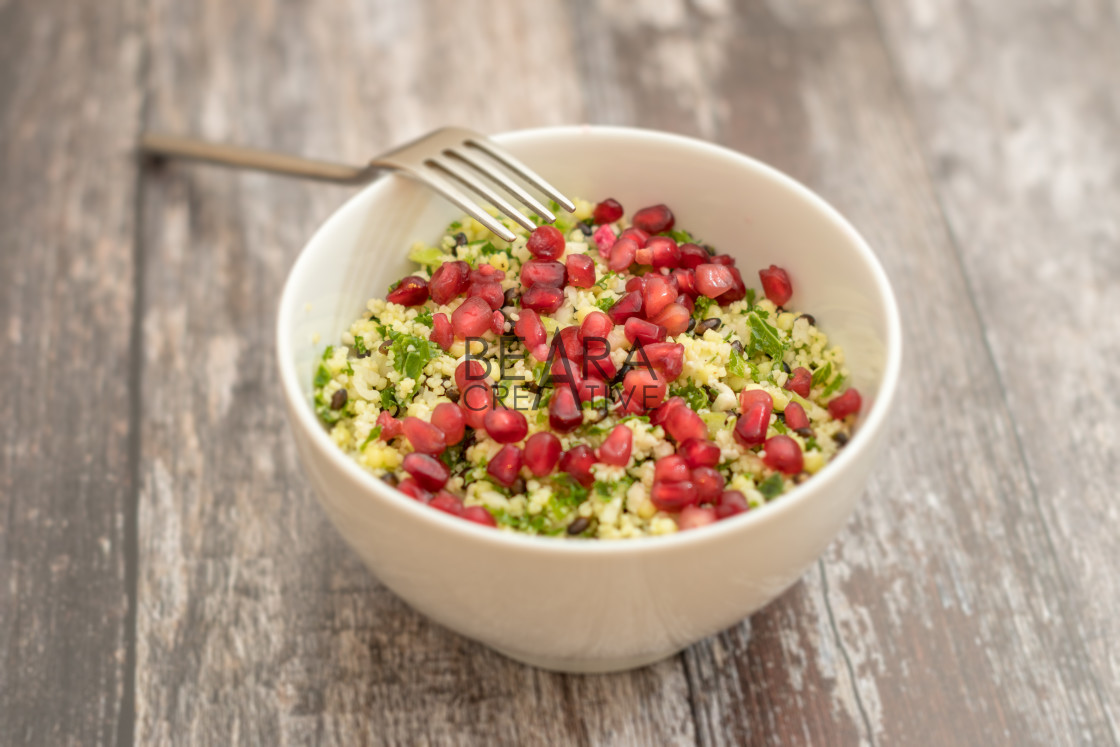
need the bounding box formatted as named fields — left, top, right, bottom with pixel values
left=313, top=364, right=331, bottom=389
left=758, top=473, right=785, bottom=500
left=728, top=348, right=747, bottom=378
left=353, top=335, right=369, bottom=357
left=747, top=311, right=787, bottom=363
left=811, top=361, right=832, bottom=389
left=670, top=383, right=709, bottom=411
left=359, top=425, right=383, bottom=449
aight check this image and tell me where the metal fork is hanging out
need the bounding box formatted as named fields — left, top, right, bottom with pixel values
left=139, top=127, right=574, bottom=243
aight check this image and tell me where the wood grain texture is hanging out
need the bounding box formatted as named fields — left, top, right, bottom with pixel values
left=0, top=0, right=144, bottom=744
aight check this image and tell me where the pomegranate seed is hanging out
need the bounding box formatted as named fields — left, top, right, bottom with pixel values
left=470, top=263, right=505, bottom=284
left=648, top=236, right=681, bottom=269
left=677, top=294, right=695, bottom=315
left=598, top=424, right=633, bottom=466
left=514, top=308, right=547, bottom=353
left=671, top=268, right=698, bottom=297
left=521, top=285, right=564, bottom=314
left=678, top=438, right=720, bottom=468
left=592, top=224, right=617, bottom=257
left=554, top=325, right=584, bottom=363
left=695, top=264, right=735, bottom=298
left=548, top=385, right=583, bottom=432
left=566, top=253, right=596, bottom=288
left=487, top=444, right=524, bottom=486
left=524, top=432, right=562, bottom=476
left=626, top=276, right=646, bottom=294
left=624, top=318, right=666, bottom=346
left=489, top=310, right=505, bottom=335
left=785, top=367, right=812, bottom=398
left=678, top=505, right=717, bottom=530
left=459, top=380, right=493, bottom=429
left=650, top=396, right=686, bottom=427
left=462, top=505, right=498, bottom=527
left=608, top=236, right=638, bottom=272
left=607, top=290, right=644, bottom=324
left=428, top=260, right=471, bottom=305
left=621, top=368, right=667, bottom=413
left=740, top=388, right=774, bottom=414
left=618, top=227, right=650, bottom=247
left=402, top=416, right=447, bottom=455
left=691, top=466, right=725, bottom=504
left=579, top=310, right=613, bottom=341
left=641, top=342, right=685, bottom=381
left=593, top=197, right=624, bottom=224
left=468, top=281, right=505, bottom=311
left=402, top=452, right=450, bottom=491
left=559, top=444, right=596, bottom=487
left=734, top=405, right=771, bottom=447
left=397, top=477, right=431, bottom=502
left=710, top=254, right=735, bottom=266
left=759, top=264, right=792, bottom=306
left=377, top=410, right=402, bottom=441
left=634, top=244, right=653, bottom=266
left=451, top=297, right=494, bottom=339
left=828, top=388, right=862, bottom=420
left=484, top=408, right=528, bottom=443
left=582, top=352, right=616, bottom=382
left=783, top=401, right=811, bottom=431
left=650, top=480, right=698, bottom=511
left=386, top=275, right=429, bottom=306
left=520, top=259, right=567, bottom=288
left=763, top=435, right=803, bottom=474
left=455, top=359, right=488, bottom=390
left=429, top=491, right=464, bottom=516
left=643, top=275, right=676, bottom=319
left=632, top=204, right=675, bottom=234
left=576, top=376, right=609, bottom=402
left=527, top=225, right=566, bottom=260
left=715, top=490, right=749, bottom=519
left=663, top=405, right=707, bottom=442
left=429, top=312, right=453, bottom=351
left=550, top=353, right=581, bottom=388
left=430, top=402, right=466, bottom=445
left=679, top=243, right=709, bottom=270
left=650, top=303, right=690, bottom=337
left=654, top=455, right=691, bottom=483
left=718, top=266, right=747, bottom=304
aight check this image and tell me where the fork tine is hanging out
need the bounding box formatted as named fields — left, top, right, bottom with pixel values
left=444, top=147, right=556, bottom=223
left=425, top=156, right=537, bottom=233
left=464, top=137, right=576, bottom=213
left=403, top=166, right=516, bottom=243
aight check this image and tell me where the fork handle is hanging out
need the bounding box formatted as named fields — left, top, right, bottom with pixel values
left=139, top=133, right=379, bottom=185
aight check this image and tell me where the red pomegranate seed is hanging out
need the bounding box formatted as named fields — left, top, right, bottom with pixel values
left=710, top=254, right=735, bottom=266
left=524, top=432, right=562, bottom=476
left=559, top=444, right=596, bottom=487
left=520, top=259, right=567, bottom=288
left=679, top=243, right=709, bottom=270
left=402, top=416, right=447, bottom=455
left=650, top=480, right=698, bottom=511
left=566, top=253, right=596, bottom=288
left=763, top=435, right=803, bottom=474
left=402, top=452, right=450, bottom=491
left=429, top=491, right=464, bottom=516
left=462, top=505, right=498, bottom=527
left=759, top=264, right=792, bottom=306
left=735, top=392, right=773, bottom=447
left=430, top=402, right=466, bottom=445
left=663, top=404, right=706, bottom=442
left=634, top=244, right=653, bottom=266
left=576, top=376, right=609, bottom=402
left=521, top=285, right=564, bottom=314
left=468, top=281, right=505, bottom=311
left=695, top=263, right=735, bottom=298
left=527, top=225, right=566, bottom=260
left=429, top=260, right=470, bottom=305
left=691, top=466, right=725, bottom=504
left=650, top=303, right=690, bottom=337
left=550, top=354, right=581, bottom=389
left=654, top=455, right=691, bottom=483
left=648, top=236, right=681, bottom=269
left=608, top=236, right=638, bottom=272
left=489, top=310, right=505, bottom=335
left=828, top=388, right=862, bottom=420
left=429, top=312, right=453, bottom=351
left=470, top=263, right=505, bottom=284
left=785, top=367, right=812, bottom=398
left=650, top=396, right=686, bottom=427
left=632, top=204, right=675, bottom=234
left=397, top=477, right=431, bottom=502
left=621, top=368, right=667, bottom=413
left=783, top=401, right=811, bottom=431
left=451, top=296, right=494, bottom=338
left=671, top=268, right=698, bottom=297
left=377, top=410, right=402, bottom=441
left=484, top=408, right=528, bottom=443
left=643, top=275, right=676, bottom=319
left=677, top=294, right=695, bottom=316
left=740, top=388, right=774, bottom=413
left=455, top=359, right=488, bottom=390
left=715, top=490, right=749, bottom=519
left=579, top=310, right=613, bottom=341
left=718, top=266, right=747, bottom=304
left=618, top=226, right=650, bottom=247
left=459, top=380, right=493, bottom=429
left=487, top=444, right=524, bottom=486
left=548, top=385, right=583, bottom=432
left=678, top=505, right=717, bottom=530
left=625, top=276, right=646, bottom=294
left=592, top=224, right=617, bottom=257
left=641, top=342, right=685, bottom=381
left=554, top=325, right=584, bottom=363
left=593, top=197, right=624, bottom=224
left=582, top=352, right=616, bottom=382
left=678, top=438, right=720, bottom=468
left=607, top=290, right=644, bottom=324
left=514, top=308, right=547, bottom=351
left=597, top=424, right=633, bottom=466
left=625, top=318, right=666, bottom=346
left=387, top=275, right=429, bottom=306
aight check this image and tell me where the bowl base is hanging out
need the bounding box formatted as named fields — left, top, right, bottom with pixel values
left=490, top=644, right=679, bottom=674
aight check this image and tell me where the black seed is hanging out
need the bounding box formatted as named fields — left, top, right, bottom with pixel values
left=330, top=389, right=348, bottom=410
left=793, top=472, right=809, bottom=484
left=356, top=350, right=370, bottom=359
left=775, top=410, right=786, bottom=423
left=696, top=317, right=722, bottom=335
left=379, top=340, right=392, bottom=354
left=455, top=232, right=468, bottom=247
left=445, top=386, right=460, bottom=403
left=380, top=473, right=399, bottom=487
left=833, top=431, right=849, bottom=446
left=703, top=386, right=717, bottom=404
left=611, top=364, right=632, bottom=385
left=567, top=516, right=591, bottom=535
left=504, top=287, right=520, bottom=307
left=798, top=313, right=816, bottom=326
left=794, top=426, right=813, bottom=438
left=576, top=221, right=593, bottom=236
left=730, top=339, right=745, bottom=356
left=781, top=361, right=791, bottom=374
left=510, top=478, right=526, bottom=495
left=687, top=317, right=696, bottom=333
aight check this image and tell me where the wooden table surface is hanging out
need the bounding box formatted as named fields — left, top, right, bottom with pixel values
left=3, top=0, right=1118, bottom=744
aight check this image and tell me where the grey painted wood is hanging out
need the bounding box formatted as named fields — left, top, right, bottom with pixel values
left=0, top=0, right=144, bottom=744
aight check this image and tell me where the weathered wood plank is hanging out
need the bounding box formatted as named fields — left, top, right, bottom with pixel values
left=0, top=1, right=144, bottom=744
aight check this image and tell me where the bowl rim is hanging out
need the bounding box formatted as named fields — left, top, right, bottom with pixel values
left=276, top=124, right=902, bottom=557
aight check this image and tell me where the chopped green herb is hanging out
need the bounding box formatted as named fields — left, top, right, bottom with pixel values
left=359, top=425, right=383, bottom=450
left=380, top=388, right=399, bottom=412
left=414, top=309, right=434, bottom=327
left=666, top=228, right=694, bottom=244
left=313, top=364, right=331, bottom=389
left=811, top=361, right=832, bottom=389
left=407, top=245, right=452, bottom=267
left=728, top=348, right=747, bottom=378
left=822, top=372, right=847, bottom=397
left=353, top=335, right=369, bottom=357
left=747, top=311, right=787, bottom=364
left=670, top=383, right=709, bottom=412
left=692, top=296, right=715, bottom=320
left=595, top=296, right=616, bottom=313
left=758, top=473, right=785, bottom=500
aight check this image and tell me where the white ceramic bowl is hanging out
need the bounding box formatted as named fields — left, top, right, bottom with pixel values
left=277, top=126, right=901, bottom=673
